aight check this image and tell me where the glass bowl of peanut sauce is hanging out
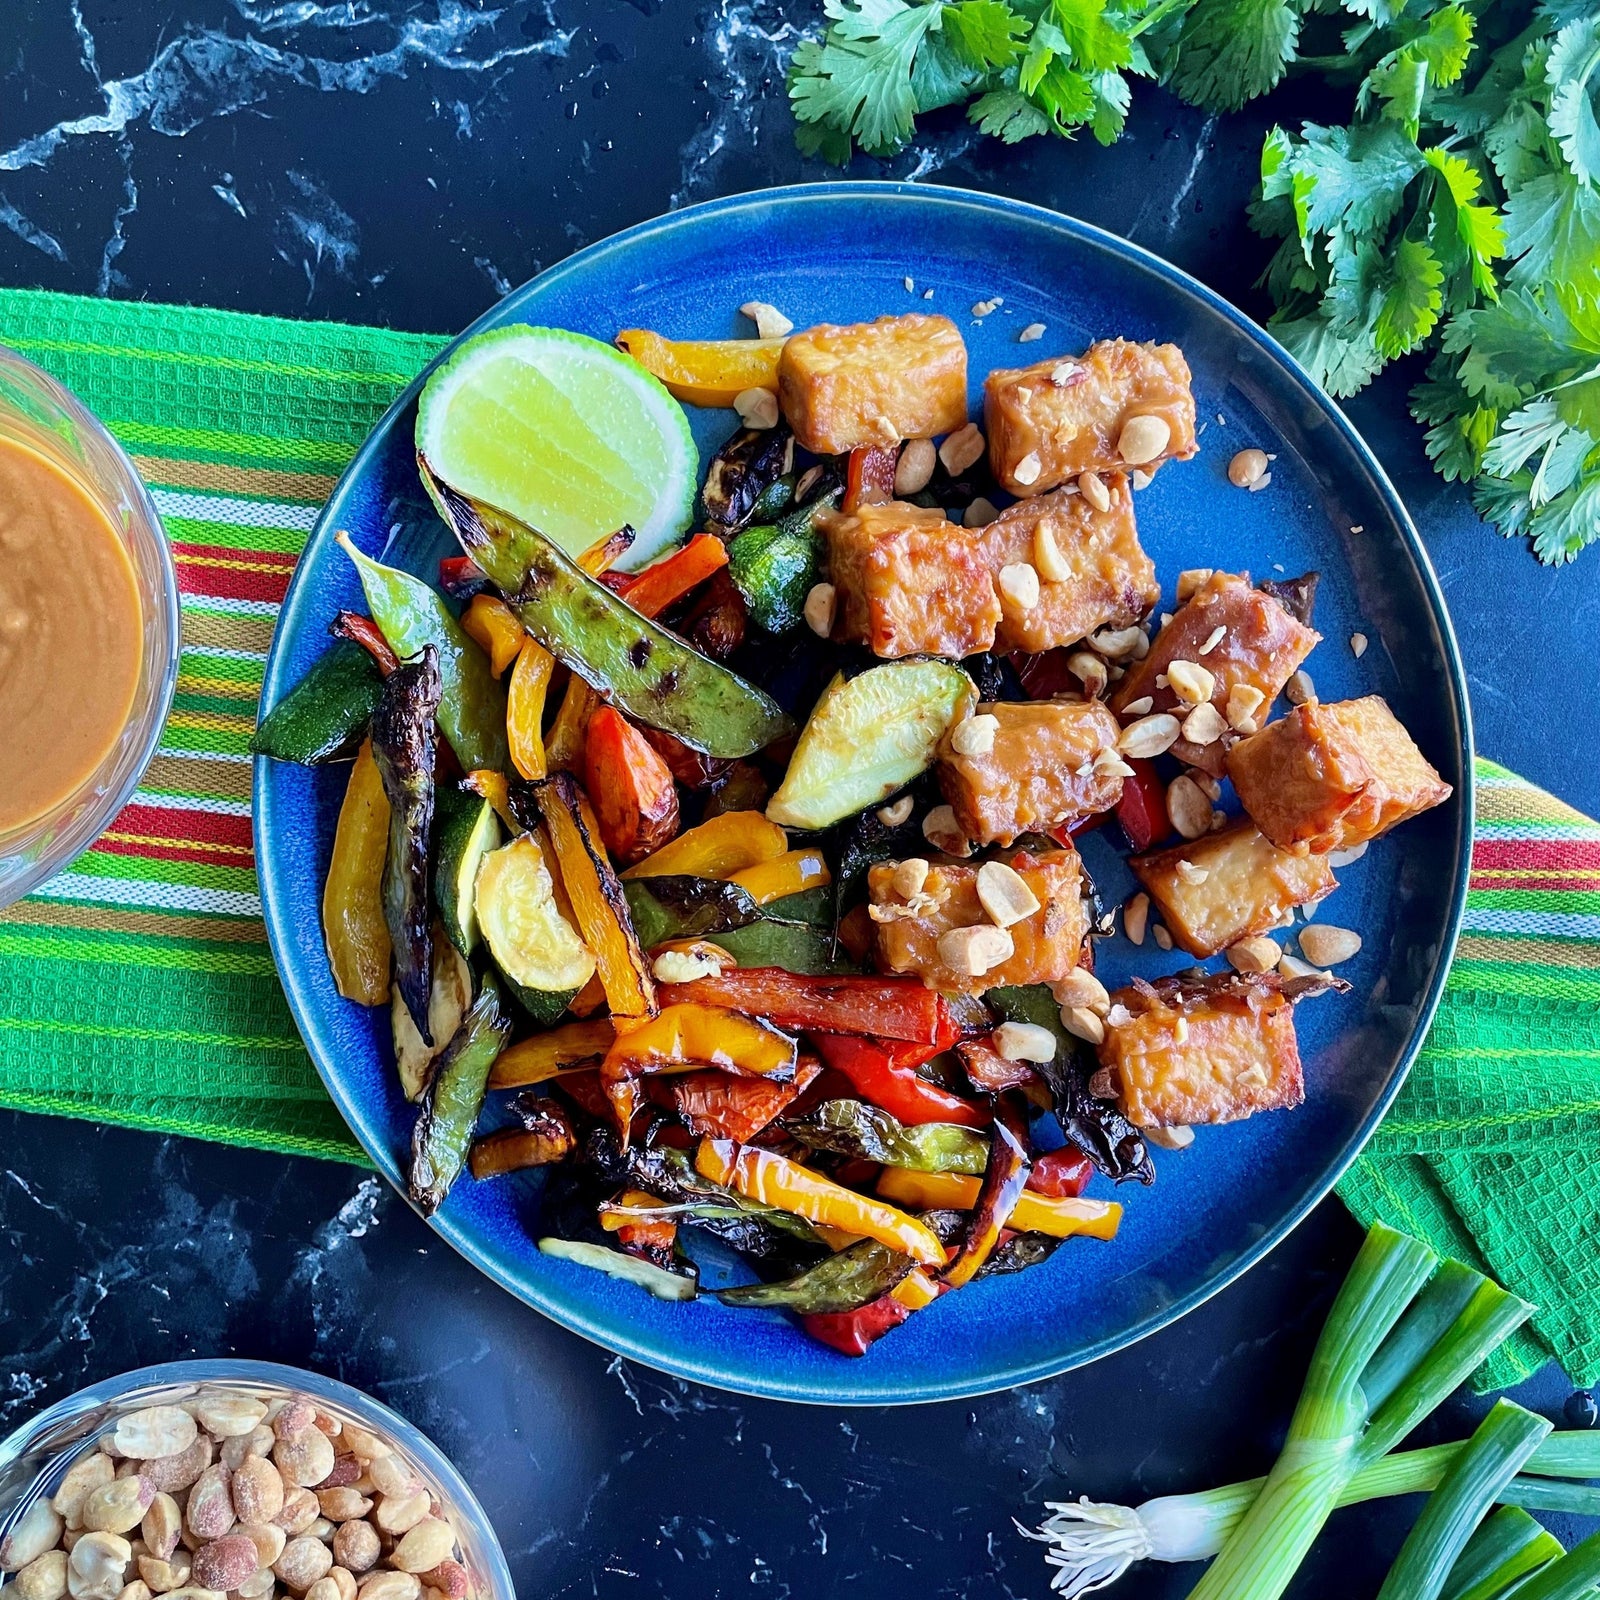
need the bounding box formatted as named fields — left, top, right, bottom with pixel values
left=0, top=345, right=180, bottom=910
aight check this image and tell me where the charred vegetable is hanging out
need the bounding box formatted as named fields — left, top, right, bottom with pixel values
left=988, top=986, right=1155, bottom=1186
left=786, top=1099, right=989, bottom=1174
left=670, top=1060, right=819, bottom=1142
left=810, top=1033, right=985, bottom=1129
left=727, top=520, right=824, bottom=634
left=489, top=1016, right=615, bottom=1089
left=623, top=875, right=764, bottom=947
left=421, top=464, right=793, bottom=759
left=331, top=610, right=400, bottom=675
left=371, top=647, right=441, bottom=1042
left=583, top=706, right=680, bottom=866
left=506, top=637, right=556, bottom=781
left=678, top=569, right=748, bottom=661
left=469, top=1098, right=576, bottom=1178
left=1259, top=571, right=1320, bottom=629
left=433, top=786, right=501, bottom=957
left=474, top=832, right=596, bottom=997
left=613, top=532, right=728, bottom=619
left=410, top=973, right=513, bottom=1214
left=322, top=738, right=393, bottom=1005
left=614, top=329, right=784, bottom=408
left=658, top=967, right=947, bottom=1043
left=876, top=1168, right=1122, bottom=1241
left=391, top=937, right=473, bottom=1101
left=702, top=423, right=794, bottom=531
left=708, top=918, right=861, bottom=976
left=943, top=1108, right=1031, bottom=1288
left=539, top=1235, right=698, bottom=1300
left=720, top=1237, right=914, bottom=1313
left=337, top=532, right=508, bottom=771
left=251, top=638, right=383, bottom=764
left=624, top=810, right=789, bottom=882
left=767, top=661, right=975, bottom=831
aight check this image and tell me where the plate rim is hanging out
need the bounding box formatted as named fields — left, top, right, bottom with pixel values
left=255, top=179, right=1475, bottom=1405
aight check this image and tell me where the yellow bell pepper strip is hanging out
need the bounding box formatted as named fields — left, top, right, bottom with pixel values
left=696, top=1139, right=948, bottom=1268
left=567, top=969, right=609, bottom=1018
left=531, top=770, right=657, bottom=1022
left=507, top=637, right=556, bottom=782
left=602, top=1003, right=798, bottom=1080
left=461, top=594, right=526, bottom=678
left=875, top=1168, right=1124, bottom=1242
left=488, top=1016, right=617, bottom=1089
left=727, top=846, right=831, bottom=906
left=577, top=526, right=635, bottom=575
left=598, top=1189, right=679, bottom=1257
left=942, top=1110, right=1031, bottom=1289
left=462, top=769, right=515, bottom=831
left=892, top=1267, right=943, bottom=1311
left=616, top=330, right=786, bottom=408
left=620, top=809, right=788, bottom=881
left=545, top=677, right=597, bottom=773
left=322, top=737, right=393, bottom=1005
left=467, top=1103, right=575, bottom=1179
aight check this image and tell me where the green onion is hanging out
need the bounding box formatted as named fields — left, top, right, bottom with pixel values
left=1440, top=1507, right=1563, bottom=1600
left=1376, top=1400, right=1552, bottom=1600
left=1497, top=1530, right=1600, bottom=1600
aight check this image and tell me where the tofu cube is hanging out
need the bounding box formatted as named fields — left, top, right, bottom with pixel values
left=1228, top=696, right=1452, bottom=852
left=1094, top=973, right=1304, bottom=1127
left=869, top=848, right=1086, bottom=996
left=1131, top=821, right=1336, bottom=958
left=821, top=501, right=1001, bottom=659
left=975, top=484, right=1160, bottom=654
left=778, top=314, right=969, bottom=455
left=1111, top=571, right=1320, bottom=722
left=938, top=699, right=1124, bottom=846
left=984, top=339, right=1198, bottom=496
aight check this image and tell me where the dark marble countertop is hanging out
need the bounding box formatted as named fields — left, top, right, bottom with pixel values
left=2, top=4, right=1597, bottom=1596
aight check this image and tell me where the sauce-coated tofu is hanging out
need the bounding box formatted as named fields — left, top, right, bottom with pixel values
left=984, top=339, right=1198, bottom=496
left=821, top=501, right=1001, bottom=659
left=976, top=484, right=1159, bottom=653
left=1093, top=974, right=1303, bottom=1127
left=938, top=699, right=1123, bottom=846
left=1228, top=696, right=1452, bottom=852
left=1131, top=821, right=1336, bottom=958
left=1111, top=571, right=1319, bottom=719
left=868, top=849, right=1086, bottom=996
left=778, top=314, right=969, bottom=455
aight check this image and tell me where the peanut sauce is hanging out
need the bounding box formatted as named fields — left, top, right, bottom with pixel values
left=0, top=436, right=143, bottom=835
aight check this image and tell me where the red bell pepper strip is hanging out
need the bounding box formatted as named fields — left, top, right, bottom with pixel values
left=843, top=445, right=898, bottom=513
left=1114, top=757, right=1168, bottom=852
left=670, top=1059, right=821, bottom=1143
left=615, top=532, right=729, bottom=618
left=1028, top=1147, right=1093, bottom=1198
left=1010, top=648, right=1078, bottom=700
left=437, top=553, right=490, bottom=600
left=330, top=611, right=398, bottom=677
left=657, top=969, right=950, bottom=1045
left=801, top=1290, right=913, bottom=1356
left=814, top=1034, right=987, bottom=1129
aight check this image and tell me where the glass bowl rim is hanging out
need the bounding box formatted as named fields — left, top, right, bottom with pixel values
left=0, top=1357, right=515, bottom=1600
left=0, top=345, right=181, bottom=904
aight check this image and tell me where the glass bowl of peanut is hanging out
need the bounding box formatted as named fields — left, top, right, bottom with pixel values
left=0, top=1360, right=513, bottom=1600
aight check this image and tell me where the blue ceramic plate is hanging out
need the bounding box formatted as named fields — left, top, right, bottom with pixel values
left=256, top=182, right=1472, bottom=1404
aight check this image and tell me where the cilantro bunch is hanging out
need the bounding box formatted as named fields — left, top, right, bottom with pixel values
left=789, top=0, right=1600, bottom=562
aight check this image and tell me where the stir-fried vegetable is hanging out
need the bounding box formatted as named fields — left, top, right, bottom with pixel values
left=812, top=1032, right=984, bottom=1128
left=410, top=974, right=513, bottom=1214
left=602, top=1003, right=798, bottom=1080
left=720, top=1238, right=914, bottom=1314
left=474, top=832, right=596, bottom=997
left=621, top=810, right=788, bottom=882
left=421, top=463, right=792, bottom=759
left=943, top=1109, right=1031, bottom=1288
left=697, top=1139, right=948, bottom=1267
left=469, top=1099, right=576, bottom=1178
left=612, top=531, right=728, bottom=616
left=623, top=875, right=763, bottom=948
left=370, top=647, right=441, bottom=1041
left=251, top=638, right=383, bottom=764
left=524, top=771, right=657, bottom=1023
left=877, top=1168, right=1122, bottom=1241
left=583, top=707, right=680, bottom=866
left=615, top=329, right=785, bottom=407
left=432, top=786, right=501, bottom=957
left=669, top=1060, right=820, bottom=1142
left=786, top=1098, right=989, bottom=1174
left=321, top=737, right=393, bottom=1005
left=337, top=531, right=508, bottom=771
left=539, top=1235, right=698, bottom=1301
left=700, top=424, right=794, bottom=530
left=391, top=938, right=472, bottom=1102
left=489, top=1016, right=616, bottom=1089
left=460, top=593, right=526, bottom=677
left=506, top=637, right=556, bottom=782
left=659, top=968, right=948, bottom=1043
left=766, top=660, right=975, bottom=830
left=728, top=847, right=831, bottom=906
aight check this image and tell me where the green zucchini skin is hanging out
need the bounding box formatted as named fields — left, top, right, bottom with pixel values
left=410, top=973, right=513, bottom=1215
left=370, top=647, right=440, bottom=1044
left=250, top=638, right=382, bottom=764
left=340, top=533, right=509, bottom=772
left=433, top=787, right=501, bottom=957
left=421, top=459, right=793, bottom=759
left=726, top=521, right=824, bottom=634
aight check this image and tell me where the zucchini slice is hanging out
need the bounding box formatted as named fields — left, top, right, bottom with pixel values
left=391, top=936, right=474, bottom=1102
left=475, top=833, right=597, bottom=994
left=434, top=787, right=502, bottom=956
left=538, top=1236, right=698, bottom=1301
left=766, top=661, right=976, bottom=831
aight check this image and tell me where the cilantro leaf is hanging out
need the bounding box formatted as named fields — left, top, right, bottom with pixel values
left=969, top=86, right=1053, bottom=140
left=1502, top=171, right=1600, bottom=292
left=1552, top=362, right=1600, bottom=435
left=1528, top=476, right=1600, bottom=562
left=1375, top=236, right=1445, bottom=356
left=1472, top=471, right=1535, bottom=541
left=1168, top=0, right=1300, bottom=111
left=1424, top=147, right=1505, bottom=298
left=794, top=118, right=856, bottom=165
left=1414, top=5, right=1474, bottom=89
left=1050, top=0, right=1134, bottom=73
left=1481, top=396, right=1571, bottom=477
left=942, top=0, right=1029, bottom=69
left=1484, top=98, right=1551, bottom=191
left=1273, top=310, right=1387, bottom=396
left=1031, top=53, right=1099, bottom=130
left=1547, top=17, right=1600, bottom=185
left=788, top=0, right=945, bottom=158
left=911, top=28, right=987, bottom=109
left=1089, top=68, right=1133, bottom=144
left=1288, top=122, right=1424, bottom=244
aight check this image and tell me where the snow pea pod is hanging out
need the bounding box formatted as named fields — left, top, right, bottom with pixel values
left=718, top=1237, right=914, bottom=1314
left=410, top=971, right=513, bottom=1215
left=420, top=460, right=794, bottom=759
left=786, top=1099, right=990, bottom=1175
left=337, top=531, right=508, bottom=772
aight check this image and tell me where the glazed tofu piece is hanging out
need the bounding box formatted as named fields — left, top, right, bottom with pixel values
left=1131, top=821, right=1336, bottom=958
left=868, top=849, right=1087, bottom=997
left=1110, top=571, right=1320, bottom=732
left=984, top=339, right=1198, bottom=496
left=938, top=700, right=1124, bottom=846
left=975, top=484, right=1160, bottom=654
left=1092, top=973, right=1304, bottom=1127
left=821, top=501, right=1001, bottom=659
left=777, top=314, right=969, bottom=455
left=1228, top=696, right=1452, bottom=853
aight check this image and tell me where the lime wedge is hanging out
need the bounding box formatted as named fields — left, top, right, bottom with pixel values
left=416, top=324, right=698, bottom=570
